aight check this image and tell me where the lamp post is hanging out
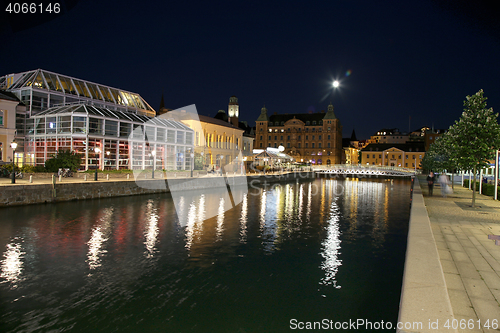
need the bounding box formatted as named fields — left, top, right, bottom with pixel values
left=94, top=147, right=101, bottom=181
left=151, top=150, right=156, bottom=179
left=10, top=140, right=17, bottom=184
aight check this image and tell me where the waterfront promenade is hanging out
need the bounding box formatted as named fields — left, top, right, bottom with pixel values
left=418, top=175, right=500, bottom=333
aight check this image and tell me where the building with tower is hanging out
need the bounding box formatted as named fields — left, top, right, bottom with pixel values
left=254, top=103, right=342, bottom=165
left=228, top=95, right=239, bottom=128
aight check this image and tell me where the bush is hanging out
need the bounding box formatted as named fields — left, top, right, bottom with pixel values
left=45, top=150, right=82, bottom=172
left=463, top=179, right=500, bottom=197
left=21, top=164, right=46, bottom=173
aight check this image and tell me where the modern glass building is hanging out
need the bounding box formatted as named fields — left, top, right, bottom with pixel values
left=26, top=104, right=194, bottom=171
left=0, top=69, right=156, bottom=118
left=0, top=69, right=165, bottom=168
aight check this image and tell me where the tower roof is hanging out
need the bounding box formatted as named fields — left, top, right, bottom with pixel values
left=322, top=103, right=337, bottom=120
left=256, top=105, right=269, bottom=121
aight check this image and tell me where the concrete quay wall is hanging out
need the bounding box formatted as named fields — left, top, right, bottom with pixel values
left=0, top=172, right=312, bottom=207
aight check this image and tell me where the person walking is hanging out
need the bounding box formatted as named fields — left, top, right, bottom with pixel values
left=426, top=171, right=435, bottom=196
left=438, top=173, right=450, bottom=198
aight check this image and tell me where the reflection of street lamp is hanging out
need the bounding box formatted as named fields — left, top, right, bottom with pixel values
left=151, top=150, right=156, bottom=179
left=190, top=152, right=194, bottom=177
left=10, top=140, right=17, bottom=184
left=94, top=147, right=101, bottom=181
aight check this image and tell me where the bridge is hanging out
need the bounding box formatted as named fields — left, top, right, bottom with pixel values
left=312, top=164, right=418, bottom=177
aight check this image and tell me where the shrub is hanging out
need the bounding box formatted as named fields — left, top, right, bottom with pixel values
left=45, top=150, right=82, bottom=172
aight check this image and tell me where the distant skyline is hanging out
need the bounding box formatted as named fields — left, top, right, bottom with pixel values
left=1, top=0, right=500, bottom=139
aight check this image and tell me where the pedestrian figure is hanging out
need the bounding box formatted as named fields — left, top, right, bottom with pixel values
left=426, top=171, right=435, bottom=196
left=439, top=173, right=450, bottom=198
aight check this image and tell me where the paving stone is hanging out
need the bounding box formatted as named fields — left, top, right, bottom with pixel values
left=478, top=270, right=500, bottom=291
left=442, top=259, right=459, bottom=274
left=462, top=278, right=496, bottom=300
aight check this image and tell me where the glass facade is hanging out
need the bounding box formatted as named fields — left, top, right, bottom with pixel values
left=26, top=104, right=194, bottom=171
left=1, top=69, right=156, bottom=117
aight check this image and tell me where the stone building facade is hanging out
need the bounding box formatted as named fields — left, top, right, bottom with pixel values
left=254, top=103, right=342, bottom=165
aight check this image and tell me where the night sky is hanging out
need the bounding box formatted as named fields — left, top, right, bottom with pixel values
left=1, top=0, right=500, bottom=139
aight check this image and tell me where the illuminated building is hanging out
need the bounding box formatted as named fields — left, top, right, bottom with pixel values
left=361, top=143, right=425, bottom=169
left=25, top=103, right=194, bottom=170
left=254, top=103, right=342, bottom=165
left=1, top=69, right=156, bottom=166
left=0, top=91, right=26, bottom=164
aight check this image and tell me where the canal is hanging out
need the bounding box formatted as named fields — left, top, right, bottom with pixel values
left=0, top=177, right=412, bottom=332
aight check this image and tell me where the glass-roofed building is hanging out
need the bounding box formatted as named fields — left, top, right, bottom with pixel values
left=1, top=69, right=157, bottom=157
left=0, top=69, right=156, bottom=117
left=27, top=104, right=194, bottom=171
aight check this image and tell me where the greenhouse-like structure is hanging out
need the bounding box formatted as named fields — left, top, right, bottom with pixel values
left=26, top=104, right=195, bottom=171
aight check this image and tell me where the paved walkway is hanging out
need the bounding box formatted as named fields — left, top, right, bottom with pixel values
left=419, top=176, right=500, bottom=333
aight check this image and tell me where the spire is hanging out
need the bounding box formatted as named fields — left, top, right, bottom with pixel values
left=159, top=93, right=165, bottom=111
left=350, top=129, right=357, bottom=141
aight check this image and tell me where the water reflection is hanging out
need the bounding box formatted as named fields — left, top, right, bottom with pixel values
left=239, top=194, right=248, bottom=243
left=86, top=208, right=114, bottom=270
left=216, top=197, right=225, bottom=241
left=144, top=200, right=159, bottom=257
left=0, top=238, right=24, bottom=288
left=320, top=199, right=342, bottom=289
left=0, top=178, right=411, bottom=333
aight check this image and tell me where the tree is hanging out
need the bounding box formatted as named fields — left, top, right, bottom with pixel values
left=421, top=135, right=454, bottom=174
left=446, top=90, right=500, bottom=207
left=45, top=150, right=83, bottom=172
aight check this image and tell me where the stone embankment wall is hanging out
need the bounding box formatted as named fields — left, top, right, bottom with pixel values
left=0, top=172, right=313, bottom=207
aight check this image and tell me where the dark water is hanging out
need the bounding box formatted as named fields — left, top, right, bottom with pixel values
left=0, top=178, right=411, bottom=332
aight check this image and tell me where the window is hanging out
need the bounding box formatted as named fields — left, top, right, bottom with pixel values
left=105, top=120, right=118, bottom=137
left=312, top=135, right=315, bottom=140
left=312, top=143, right=315, bottom=148
left=89, top=117, right=103, bottom=135
left=287, top=135, right=290, bottom=140
left=318, top=142, right=322, bottom=148
left=119, top=122, right=131, bottom=137
left=274, top=135, right=277, bottom=140
left=319, top=135, right=322, bottom=140
left=298, top=135, right=301, bottom=140
left=260, top=143, right=263, bottom=148
left=57, top=116, right=71, bottom=134
left=287, top=143, right=290, bottom=148
left=260, top=135, right=263, bottom=140
left=280, top=136, right=283, bottom=140
left=306, top=135, right=308, bottom=140
left=306, top=143, right=308, bottom=148
left=298, top=143, right=301, bottom=148
left=327, top=142, right=330, bottom=148
left=0, top=110, right=3, bottom=127
left=268, top=135, right=271, bottom=140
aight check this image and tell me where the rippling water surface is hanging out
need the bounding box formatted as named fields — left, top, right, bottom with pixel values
left=0, top=178, right=411, bottom=332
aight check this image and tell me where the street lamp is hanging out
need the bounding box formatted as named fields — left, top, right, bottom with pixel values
left=332, top=80, right=340, bottom=88
left=10, top=140, right=17, bottom=184
left=94, top=147, right=101, bottom=181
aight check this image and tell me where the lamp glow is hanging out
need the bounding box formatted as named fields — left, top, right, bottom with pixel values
left=333, top=80, right=339, bottom=88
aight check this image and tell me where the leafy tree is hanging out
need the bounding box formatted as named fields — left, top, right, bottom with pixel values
left=446, top=90, right=500, bottom=207
left=45, top=150, right=83, bottom=172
